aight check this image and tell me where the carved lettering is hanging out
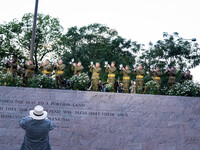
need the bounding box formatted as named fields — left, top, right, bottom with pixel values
left=47, top=109, right=61, bottom=113
left=88, top=111, right=100, bottom=116
left=51, top=102, right=71, bottom=106
left=117, top=113, right=128, bottom=117
left=48, top=117, right=70, bottom=122
left=63, top=110, right=72, bottom=114
left=101, top=112, right=115, bottom=116
left=72, top=103, right=85, bottom=107
left=19, top=108, right=28, bottom=112
left=0, top=114, right=24, bottom=119
left=15, top=100, right=23, bottom=104
left=185, top=137, right=200, bottom=144
left=0, top=99, right=13, bottom=103
left=75, top=111, right=88, bottom=115
left=38, top=101, right=45, bottom=105
left=26, top=101, right=35, bottom=105
left=6, top=107, right=17, bottom=111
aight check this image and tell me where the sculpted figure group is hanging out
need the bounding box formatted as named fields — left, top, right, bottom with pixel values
left=3, top=57, right=193, bottom=93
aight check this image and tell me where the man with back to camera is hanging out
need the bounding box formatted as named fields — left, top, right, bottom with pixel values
left=19, top=105, right=54, bottom=150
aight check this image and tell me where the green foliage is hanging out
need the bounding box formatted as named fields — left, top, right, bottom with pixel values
left=0, top=73, right=22, bottom=87
left=106, top=83, right=113, bottom=92
left=27, top=75, right=57, bottom=89
left=69, top=73, right=90, bottom=90
left=168, top=81, right=200, bottom=97
left=143, top=74, right=152, bottom=84
left=62, top=23, right=141, bottom=79
left=1, top=13, right=200, bottom=96
left=160, top=86, right=168, bottom=95
left=145, top=80, right=160, bottom=95
left=0, top=19, right=25, bottom=60
left=0, top=13, right=64, bottom=71
left=140, top=32, right=200, bottom=73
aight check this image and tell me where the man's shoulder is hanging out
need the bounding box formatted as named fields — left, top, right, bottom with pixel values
left=44, top=118, right=52, bottom=122
left=24, top=116, right=32, bottom=121
left=20, top=116, right=32, bottom=125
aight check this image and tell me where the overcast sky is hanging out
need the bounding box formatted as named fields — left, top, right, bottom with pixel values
left=0, top=0, right=199, bottom=82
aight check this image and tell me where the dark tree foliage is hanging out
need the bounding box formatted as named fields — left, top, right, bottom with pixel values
left=61, top=23, right=141, bottom=81
left=0, top=13, right=64, bottom=71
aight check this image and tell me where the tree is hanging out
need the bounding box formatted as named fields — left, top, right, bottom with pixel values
left=0, top=19, right=24, bottom=61
left=0, top=13, right=64, bottom=71
left=61, top=23, right=141, bottom=80
left=19, top=13, right=64, bottom=71
left=140, top=32, right=200, bottom=71
left=139, top=32, right=200, bottom=88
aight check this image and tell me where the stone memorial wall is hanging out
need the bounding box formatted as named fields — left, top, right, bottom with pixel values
left=0, top=86, right=200, bottom=150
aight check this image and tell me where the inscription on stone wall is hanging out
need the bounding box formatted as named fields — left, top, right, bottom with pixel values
left=0, top=86, right=200, bottom=150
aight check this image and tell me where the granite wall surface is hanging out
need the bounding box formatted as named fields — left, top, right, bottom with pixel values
left=0, top=86, right=200, bottom=150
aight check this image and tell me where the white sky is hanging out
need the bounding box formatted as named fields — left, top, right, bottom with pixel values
left=0, top=0, right=199, bottom=82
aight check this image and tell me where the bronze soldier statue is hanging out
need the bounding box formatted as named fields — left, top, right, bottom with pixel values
left=54, top=60, right=66, bottom=88
left=130, top=80, right=136, bottom=94
left=23, top=60, right=35, bottom=86
left=40, top=59, right=52, bottom=76
left=71, top=63, right=77, bottom=75
left=165, top=66, right=176, bottom=88
left=181, top=70, right=193, bottom=82
left=134, top=64, right=144, bottom=94
left=105, top=61, right=116, bottom=91
left=5, top=58, right=18, bottom=77
left=74, top=61, right=83, bottom=75
left=90, top=62, right=101, bottom=91
left=150, top=66, right=162, bottom=85
left=120, top=65, right=131, bottom=93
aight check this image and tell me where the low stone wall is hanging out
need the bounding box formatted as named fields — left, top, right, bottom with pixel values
left=0, top=86, right=200, bottom=150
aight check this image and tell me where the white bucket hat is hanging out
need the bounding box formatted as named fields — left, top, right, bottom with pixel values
left=29, top=105, right=47, bottom=120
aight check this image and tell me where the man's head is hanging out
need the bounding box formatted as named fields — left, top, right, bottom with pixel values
left=126, top=65, right=129, bottom=70
left=111, top=61, right=115, bottom=67
left=186, top=70, right=191, bottom=75
left=156, top=66, right=159, bottom=71
left=77, top=61, right=81, bottom=67
left=12, top=58, right=17, bottom=63
left=29, top=60, right=33, bottom=65
left=73, top=63, right=76, bottom=67
left=171, top=67, right=175, bottom=71
left=29, top=105, right=47, bottom=120
left=45, top=59, right=50, bottom=65
left=139, top=64, right=142, bottom=69
left=96, top=62, right=100, bottom=68
left=59, top=60, right=63, bottom=65
left=131, top=80, right=134, bottom=84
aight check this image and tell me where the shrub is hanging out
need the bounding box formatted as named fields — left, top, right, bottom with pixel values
left=168, top=81, right=200, bottom=97
left=0, top=73, right=22, bottom=87
left=27, top=74, right=57, bottom=89
left=106, top=83, right=113, bottom=92
left=69, top=73, right=90, bottom=90
left=145, top=80, right=160, bottom=95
